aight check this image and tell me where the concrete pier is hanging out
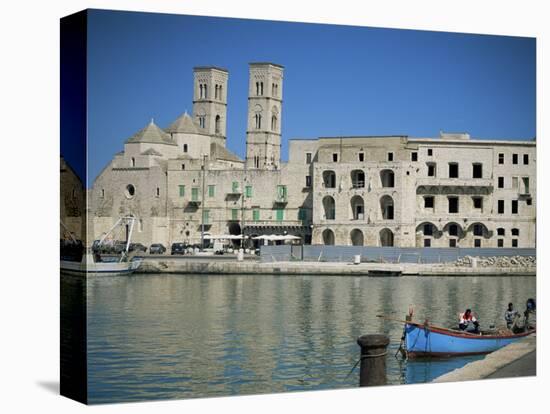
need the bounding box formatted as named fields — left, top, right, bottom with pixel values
left=135, top=257, right=536, bottom=276
left=433, top=334, right=536, bottom=383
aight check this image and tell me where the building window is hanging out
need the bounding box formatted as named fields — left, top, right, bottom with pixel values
left=306, top=152, right=312, bottom=163
left=131, top=157, right=136, bottom=167
left=305, top=176, right=311, bottom=187
left=254, top=156, right=260, bottom=169
left=424, top=196, right=434, bottom=209
left=275, top=208, right=284, bottom=222
left=411, top=152, right=418, bottom=162
left=125, top=184, right=136, bottom=199
left=254, top=114, right=262, bottom=129
left=498, top=239, right=504, bottom=247
left=183, top=144, right=188, bottom=153
left=512, top=228, right=519, bottom=236
left=526, top=198, right=532, bottom=206
left=215, top=115, right=221, bottom=134
left=474, top=239, right=481, bottom=248
left=472, top=163, right=483, bottom=179
left=424, top=239, right=431, bottom=247
left=427, top=163, right=436, bottom=177
left=512, top=200, right=518, bottom=214
left=380, top=170, right=395, bottom=187
left=423, top=224, right=433, bottom=236
left=351, top=170, right=365, bottom=188
left=448, top=197, right=459, bottom=213
left=512, top=177, right=519, bottom=189
left=252, top=208, right=260, bottom=222
left=179, top=185, right=185, bottom=197
left=498, top=177, right=504, bottom=188
left=497, top=228, right=505, bottom=236
left=428, top=148, right=433, bottom=156
left=498, top=200, right=504, bottom=214
left=380, top=195, right=394, bottom=220
left=449, top=224, right=458, bottom=236
left=449, top=163, right=459, bottom=178
left=231, top=209, right=239, bottom=221
left=512, top=239, right=518, bottom=247
left=472, top=197, right=483, bottom=210
left=298, top=208, right=307, bottom=221
left=101, top=189, right=105, bottom=198
left=522, top=177, right=530, bottom=194
left=359, top=152, right=364, bottom=162
left=449, top=239, right=457, bottom=248
left=387, top=152, right=394, bottom=162
left=191, top=187, right=199, bottom=201
left=156, top=187, right=160, bottom=197
left=523, top=154, right=529, bottom=165
left=512, top=154, right=518, bottom=164
left=473, top=224, right=483, bottom=236
left=198, top=116, right=206, bottom=128
left=271, top=115, right=277, bottom=132
left=498, top=153, right=504, bottom=164
left=323, top=171, right=336, bottom=188
left=332, top=153, right=338, bottom=162
left=208, top=185, right=215, bottom=197
left=203, top=209, right=210, bottom=224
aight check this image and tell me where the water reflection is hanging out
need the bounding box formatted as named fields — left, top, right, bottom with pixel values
left=72, top=274, right=536, bottom=404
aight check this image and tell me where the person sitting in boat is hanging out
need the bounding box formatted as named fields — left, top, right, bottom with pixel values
left=523, top=298, right=536, bottom=330
left=459, top=309, right=480, bottom=333
left=504, top=302, right=520, bottom=329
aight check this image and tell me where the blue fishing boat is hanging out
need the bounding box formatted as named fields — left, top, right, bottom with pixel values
left=405, top=321, right=534, bottom=358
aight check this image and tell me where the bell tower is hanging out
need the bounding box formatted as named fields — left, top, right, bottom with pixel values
left=245, top=62, right=284, bottom=170
left=192, top=66, right=228, bottom=147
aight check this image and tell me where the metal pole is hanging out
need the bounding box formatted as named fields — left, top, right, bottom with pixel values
left=200, top=154, right=206, bottom=251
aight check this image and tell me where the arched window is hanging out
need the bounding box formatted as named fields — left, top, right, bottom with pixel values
left=350, top=229, right=364, bottom=246
left=380, top=228, right=394, bottom=247
left=322, top=229, right=335, bottom=245
left=219, top=85, right=223, bottom=100
left=260, top=82, right=264, bottom=95
left=203, top=84, right=207, bottom=99
left=199, top=84, right=203, bottom=99
left=215, top=115, right=221, bottom=134
left=350, top=195, right=364, bottom=220
left=271, top=115, right=277, bottom=131
left=351, top=170, right=365, bottom=188
left=256, top=82, right=260, bottom=96
left=380, top=195, right=394, bottom=220
left=131, top=157, right=135, bottom=167
left=255, top=114, right=262, bottom=129
left=183, top=144, right=188, bottom=153
left=322, top=196, right=336, bottom=220
left=272, top=83, right=276, bottom=97
left=380, top=170, right=395, bottom=187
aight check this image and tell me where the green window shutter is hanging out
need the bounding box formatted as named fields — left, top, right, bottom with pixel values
left=298, top=208, right=306, bottom=221
left=179, top=185, right=185, bottom=197
left=276, top=209, right=284, bottom=221
left=203, top=209, right=210, bottom=224
left=253, top=209, right=260, bottom=222
left=246, top=185, right=253, bottom=198
left=232, top=209, right=239, bottom=220
left=191, top=187, right=199, bottom=201
left=208, top=185, right=215, bottom=197
left=232, top=181, right=239, bottom=193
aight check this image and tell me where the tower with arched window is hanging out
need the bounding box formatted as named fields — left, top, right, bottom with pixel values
left=245, top=62, right=284, bottom=170
left=192, top=66, right=228, bottom=146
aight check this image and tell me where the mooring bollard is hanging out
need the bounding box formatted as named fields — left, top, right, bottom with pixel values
left=356, top=334, right=390, bottom=386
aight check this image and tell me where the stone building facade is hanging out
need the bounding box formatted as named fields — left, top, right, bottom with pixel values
left=90, top=63, right=536, bottom=249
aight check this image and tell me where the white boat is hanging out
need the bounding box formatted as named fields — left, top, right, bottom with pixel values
left=60, top=217, right=143, bottom=276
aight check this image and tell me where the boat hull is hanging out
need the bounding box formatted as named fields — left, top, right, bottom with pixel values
left=60, top=258, right=142, bottom=276
left=405, top=322, right=533, bottom=358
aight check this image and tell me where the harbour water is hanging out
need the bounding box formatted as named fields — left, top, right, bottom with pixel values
left=64, top=274, right=535, bottom=404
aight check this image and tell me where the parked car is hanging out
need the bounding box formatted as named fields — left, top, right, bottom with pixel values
left=171, top=242, right=186, bottom=255
left=149, top=243, right=166, bottom=254
left=128, top=243, right=147, bottom=253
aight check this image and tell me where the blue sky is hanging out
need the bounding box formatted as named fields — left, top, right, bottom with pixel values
left=86, top=9, right=535, bottom=185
